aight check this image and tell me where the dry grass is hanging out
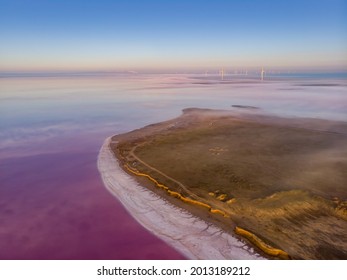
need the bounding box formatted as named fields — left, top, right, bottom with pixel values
left=113, top=108, right=347, bottom=259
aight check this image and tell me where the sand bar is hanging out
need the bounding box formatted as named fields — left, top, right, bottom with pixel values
left=97, top=137, right=264, bottom=259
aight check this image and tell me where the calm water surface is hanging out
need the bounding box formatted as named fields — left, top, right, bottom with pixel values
left=0, top=74, right=346, bottom=259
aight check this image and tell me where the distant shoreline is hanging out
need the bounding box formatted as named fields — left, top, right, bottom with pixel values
left=97, top=136, right=264, bottom=260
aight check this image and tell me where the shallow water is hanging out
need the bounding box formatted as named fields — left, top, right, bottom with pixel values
left=0, top=73, right=346, bottom=259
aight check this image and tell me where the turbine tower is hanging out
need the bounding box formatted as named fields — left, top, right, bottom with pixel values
left=220, top=68, right=224, bottom=80
left=261, top=67, right=265, bottom=81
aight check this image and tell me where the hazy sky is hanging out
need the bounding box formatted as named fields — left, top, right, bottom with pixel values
left=1, top=0, right=346, bottom=72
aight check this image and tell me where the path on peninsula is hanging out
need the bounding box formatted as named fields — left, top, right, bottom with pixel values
left=97, top=137, right=264, bottom=259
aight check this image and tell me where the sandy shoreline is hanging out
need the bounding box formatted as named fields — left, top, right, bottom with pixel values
left=97, top=136, right=264, bottom=259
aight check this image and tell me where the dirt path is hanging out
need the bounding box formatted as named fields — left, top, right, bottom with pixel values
left=129, top=145, right=203, bottom=201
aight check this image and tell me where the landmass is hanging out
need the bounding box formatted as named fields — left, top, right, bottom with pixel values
left=231, top=105, right=259, bottom=109
left=98, top=136, right=264, bottom=259
left=102, top=108, right=347, bottom=259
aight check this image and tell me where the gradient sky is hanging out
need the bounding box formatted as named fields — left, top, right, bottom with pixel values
left=1, top=0, right=346, bottom=72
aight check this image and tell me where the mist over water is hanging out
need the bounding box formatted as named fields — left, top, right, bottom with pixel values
left=0, top=73, right=346, bottom=259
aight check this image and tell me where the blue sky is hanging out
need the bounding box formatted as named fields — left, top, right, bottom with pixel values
left=0, top=0, right=346, bottom=72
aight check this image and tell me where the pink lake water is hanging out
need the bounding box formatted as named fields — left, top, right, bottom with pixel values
left=0, top=73, right=346, bottom=259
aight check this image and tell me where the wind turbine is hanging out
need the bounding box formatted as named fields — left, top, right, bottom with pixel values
left=220, top=68, right=224, bottom=80
left=261, top=67, right=265, bottom=81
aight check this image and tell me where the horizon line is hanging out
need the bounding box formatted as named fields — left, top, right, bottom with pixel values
left=1, top=67, right=346, bottom=75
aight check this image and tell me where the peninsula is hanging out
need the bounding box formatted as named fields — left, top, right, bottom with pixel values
left=99, top=108, right=347, bottom=259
